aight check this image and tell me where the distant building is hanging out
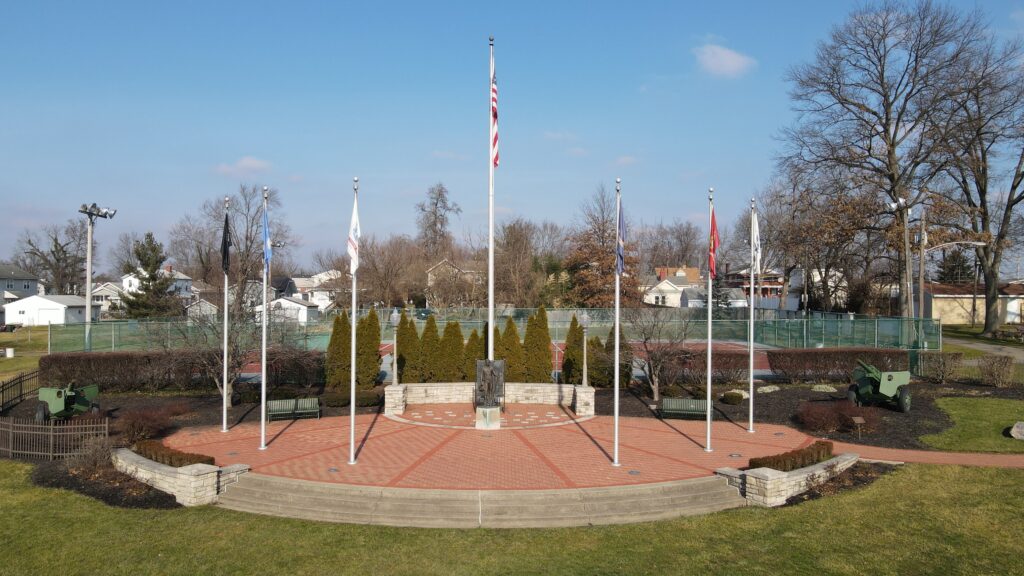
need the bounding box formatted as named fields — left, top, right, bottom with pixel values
left=1, top=264, right=44, bottom=303
left=122, top=265, right=193, bottom=299
left=255, top=296, right=321, bottom=323
left=643, top=266, right=703, bottom=307
left=89, top=282, right=125, bottom=314
left=920, top=282, right=1024, bottom=324
left=2, top=295, right=100, bottom=326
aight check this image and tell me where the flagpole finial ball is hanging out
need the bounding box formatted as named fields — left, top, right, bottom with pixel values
left=489, top=35, right=494, bottom=43
left=262, top=186, right=269, bottom=199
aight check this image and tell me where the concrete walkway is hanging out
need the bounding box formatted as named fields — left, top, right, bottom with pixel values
left=944, top=336, right=1024, bottom=362
left=832, top=440, right=1024, bottom=468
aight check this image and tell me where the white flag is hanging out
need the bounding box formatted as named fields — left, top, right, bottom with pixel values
left=751, top=209, right=761, bottom=273
left=347, top=195, right=361, bottom=273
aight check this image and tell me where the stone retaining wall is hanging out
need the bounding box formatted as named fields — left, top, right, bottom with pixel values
left=112, top=448, right=250, bottom=506
left=384, top=383, right=595, bottom=417
left=715, top=452, right=858, bottom=507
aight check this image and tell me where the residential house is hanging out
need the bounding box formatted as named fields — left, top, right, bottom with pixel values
left=643, top=266, right=702, bottom=307
left=255, top=296, right=321, bottom=323
left=425, top=259, right=485, bottom=308
left=90, top=282, right=125, bottom=315
left=186, top=299, right=220, bottom=322
left=724, top=267, right=787, bottom=299
left=678, top=287, right=749, bottom=309
left=919, top=282, right=1024, bottom=324
left=1, top=265, right=45, bottom=324
left=122, top=265, right=193, bottom=299
left=2, top=295, right=100, bottom=326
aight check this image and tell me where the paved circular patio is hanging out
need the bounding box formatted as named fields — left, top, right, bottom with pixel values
left=164, top=407, right=814, bottom=490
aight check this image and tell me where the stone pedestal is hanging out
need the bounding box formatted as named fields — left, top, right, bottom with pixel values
left=384, top=384, right=406, bottom=416
left=573, top=385, right=595, bottom=417
left=476, top=406, right=501, bottom=430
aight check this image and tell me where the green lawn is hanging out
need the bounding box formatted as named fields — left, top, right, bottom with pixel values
left=0, top=326, right=47, bottom=380
left=936, top=342, right=985, bottom=359
left=943, top=324, right=1024, bottom=347
left=1, top=461, right=1023, bottom=575
left=921, top=397, right=1024, bottom=453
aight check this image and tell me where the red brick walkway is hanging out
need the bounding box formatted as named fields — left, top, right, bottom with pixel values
left=164, top=413, right=813, bottom=490
left=831, top=441, right=1024, bottom=468
left=394, top=403, right=584, bottom=429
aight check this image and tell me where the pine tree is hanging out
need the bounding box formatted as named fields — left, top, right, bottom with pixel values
left=397, top=311, right=421, bottom=383
left=356, top=308, right=381, bottom=389
left=439, top=321, right=465, bottom=381
left=325, top=311, right=351, bottom=389
left=562, top=315, right=584, bottom=384
left=524, top=306, right=553, bottom=382
left=603, top=325, right=633, bottom=386
left=937, top=248, right=973, bottom=284
left=501, top=316, right=526, bottom=382
left=418, top=315, right=441, bottom=383
left=711, top=276, right=732, bottom=319
left=121, top=232, right=181, bottom=319
left=463, top=329, right=482, bottom=381
left=586, top=335, right=610, bottom=387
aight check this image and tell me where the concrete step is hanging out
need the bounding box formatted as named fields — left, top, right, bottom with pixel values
left=216, top=473, right=747, bottom=528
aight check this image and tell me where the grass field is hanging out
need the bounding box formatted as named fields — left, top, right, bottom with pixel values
left=921, top=397, right=1024, bottom=453
left=0, top=326, right=47, bottom=380
left=943, top=324, right=1024, bottom=348
left=1, top=461, right=1022, bottom=575
left=936, top=342, right=985, bottom=359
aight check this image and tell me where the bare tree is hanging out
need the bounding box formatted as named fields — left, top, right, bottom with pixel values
left=495, top=218, right=542, bottom=306
left=784, top=0, right=985, bottom=317
left=13, top=219, right=91, bottom=295
left=361, top=234, right=423, bottom=306
left=108, top=231, right=141, bottom=276
left=564, top=185, right=640, bottom=307
left=416, top=182, right=461, bottom=260
left=624, top=307, right=691, bottom=402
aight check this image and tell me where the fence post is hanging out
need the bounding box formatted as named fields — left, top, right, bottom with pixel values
left=47, top=322, right=51, bottom=355
left=874, top=318, right=879, bottom=348
left=49, top=420, right=54, bottom=461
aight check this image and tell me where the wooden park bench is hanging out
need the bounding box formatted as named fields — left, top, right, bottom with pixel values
left=267, top=398, right=321, bottom=421
left=659, top=397, right=710, bottom=419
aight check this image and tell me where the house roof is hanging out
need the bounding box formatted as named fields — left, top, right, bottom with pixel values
left=0, top=265, right=37, bottom=281
left=33, top=295, right=88, bottom=307
left=278, top=296, right=319, bottom=308
left=122, top=268, right=192, bottom=281
left=186, top=299, right=219, bottom=310
left=926, top=282, right=1024, bottom=297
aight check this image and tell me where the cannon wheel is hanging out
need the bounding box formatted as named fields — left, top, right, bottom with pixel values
left=897, top=386, right=911, bottom=413
left=847, top=384, right=860, bottom=406
left=34, top=401, right=49, bottom=423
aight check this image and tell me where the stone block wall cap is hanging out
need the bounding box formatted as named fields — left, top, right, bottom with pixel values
left=714, top=467, right=742, bottom=477
left=221, top=463, right=251, bottom=473
left=384, top=384, right=406, bottom=390
left=179, top=463, right=220, bottom=475
left=745, top=467, right=788, bottom=480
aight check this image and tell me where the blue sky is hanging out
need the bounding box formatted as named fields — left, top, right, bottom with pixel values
left=2, top=1, right=1022, bottom=270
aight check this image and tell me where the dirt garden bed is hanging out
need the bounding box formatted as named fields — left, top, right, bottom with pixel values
left=30, top=459, right=180, bottom=509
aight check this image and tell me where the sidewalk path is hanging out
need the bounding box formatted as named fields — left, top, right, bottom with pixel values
left=831, top=440, right=1024, bottom=468
left=944, top=336, right=1024, bottom=362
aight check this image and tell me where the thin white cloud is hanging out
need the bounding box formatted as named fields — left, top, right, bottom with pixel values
left=543, top=130, right=577, bottom=141
left=693, top=43, right=757, bottom=78
left=614, top=155, right=638, bottom=166
left=566, top=147, right=588, bottom=158
left=215, top=156, right=271, bottom=177
left=432, top=150, right=466, bottom=160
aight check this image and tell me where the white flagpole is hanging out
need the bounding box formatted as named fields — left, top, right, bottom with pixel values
left=706, top=188, right=714, bottom=453
left=748, top=198, right=756, bottom=433
left=487, top=36, right=496, bottom=362
left=613, top=178, right=622, bottom=467
left=259, top=186, right=269, bottom=450
left=222, top=196, right=230, bottom=433
left=349, top=177, right=359, bottom=465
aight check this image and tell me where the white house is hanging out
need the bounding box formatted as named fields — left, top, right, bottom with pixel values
left=122, top=265, right=193, bottom=299
left=2, top=295, right=100, bottom=326
left=186, top=299, right=220, bottom=322
left=679, top=287, right=749, bottom=309
left=90, top=282, right=125, bottom=314
left=255, top=296, right=321, bottom=323
left=644, top=278, right=688, bottom=307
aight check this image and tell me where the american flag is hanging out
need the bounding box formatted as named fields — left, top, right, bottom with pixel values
left=616, top=194, right=626, bottom=276
left=709, top=206, right=721, bottom=279
left=490, top=50, right=499, bottom=168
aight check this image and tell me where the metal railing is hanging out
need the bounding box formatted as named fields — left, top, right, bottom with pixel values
left=0, top=371, right=40, bottom=414
left=0, top=416, right=109, bottom=460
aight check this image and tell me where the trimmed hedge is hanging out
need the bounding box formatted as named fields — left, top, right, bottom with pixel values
left=767, top=348, right=908, bottom=383
left=917, top=351, right=964, bottom=384
left=39, top=351, right=203, bottom=391
left=748, top=440, right=834, bottom=472
left=134, top=440, right=215, bottom=467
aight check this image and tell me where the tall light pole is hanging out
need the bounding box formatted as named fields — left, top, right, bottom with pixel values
left=887, top=198, right=912, bottom=344
left=580, top=311, right=590, bottom=387
left=389, top=308, right=400, bottom=386
left=78, top=203, right=116, bottom=351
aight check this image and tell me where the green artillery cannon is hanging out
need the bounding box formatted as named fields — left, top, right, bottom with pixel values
left=35, top=383, right=100, bottom=422
left=848, top=360, right=911, bottom=413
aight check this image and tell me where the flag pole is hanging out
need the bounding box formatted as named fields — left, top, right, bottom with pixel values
left=748, top=197, right=756, bottom=433
left=487, top=35, right=496, bottom=362
left=222, top=196, right=230, bottom=433
left=613, top=177, right=622, bottom=467
left=349, top=177, right=359, bottom=465
left=259, top=186, right=269, bottom=450
left=706, top=188, right=714, bottom=453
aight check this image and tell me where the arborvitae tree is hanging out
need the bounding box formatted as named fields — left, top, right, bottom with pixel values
left=356, top=308, right=381, bottom=389
left=586, top=335, right=610, bottom=387
left=603, top=325, right=633, bottom=386
left=562, top=315, right=584, bottom=385
left=711, top=276, right=732, bottom=319
left=523, top=306, right=553, bottom=382
left=418, top=315, right=441, bottom=383
left=325, top=311, right=351, bottom=389
left=121, top=232, right=181, bottom=318
left=501, top=316, right=526, bottom=382
left=439, top=321, right=465, bottom=381
left=397, top=311, right=421, bottom=383
left=937, top=248, right=973, bottom=284
left=463, top=329, right=482, bottom=381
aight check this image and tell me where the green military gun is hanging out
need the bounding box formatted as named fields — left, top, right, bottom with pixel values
left=848, top=360, right=911, bottom=413
left=35, top=383, right=101, bottom=422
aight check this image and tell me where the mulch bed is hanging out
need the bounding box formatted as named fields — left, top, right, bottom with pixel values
left=596, top=380, right=1024, bottom=450
left=30, top=460, right=180, bottom=509
left=783, top=461, right=898, bottom=506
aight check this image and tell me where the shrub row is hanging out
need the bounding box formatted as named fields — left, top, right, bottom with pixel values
left=748, top=440, right=834, bottom=472
left=767, top=348, right=908, bottom=383
left=133, top=439, right=215, bottom=467
left=916, top=351, right=964, bottom=384
left=794, top=401, right=877, bottom=434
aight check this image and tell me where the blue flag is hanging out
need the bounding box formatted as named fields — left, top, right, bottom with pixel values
left=616, top=195, right=626, bottom=276
left=262, top=207, right=272, bottom=265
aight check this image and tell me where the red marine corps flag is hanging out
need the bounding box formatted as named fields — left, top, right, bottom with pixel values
left=708, top=205, right=721, bottom=279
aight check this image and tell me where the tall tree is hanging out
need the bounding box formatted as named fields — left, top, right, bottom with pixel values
left=416, top=182, right=461, bottom=260
left=496, top=218, right=543, bottom=306
left=120, top=233, right=181, bottom=318
left=936, top=248, right=973, bottom=284
left=418, top=315, right=441, bottom=383
left=523, top=306, right=553, bottom=382
left=325, top=312, right=351, bottom=389
left=439, top=321, right=465, bottom=381
left=13, top=219, right=90, bottom=295
left=499, top=316, right=525, bottom=382
left=564, top=186, right=640, bottom=307
left=356, top=309, right=381, bottom=389
left=784, top=0, right=984, bottom=318
left=396, top=311, right=420, bottom=383
left=463, top=328, right=482, bottom=382
left=561, top=315, right=584, bottom=385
